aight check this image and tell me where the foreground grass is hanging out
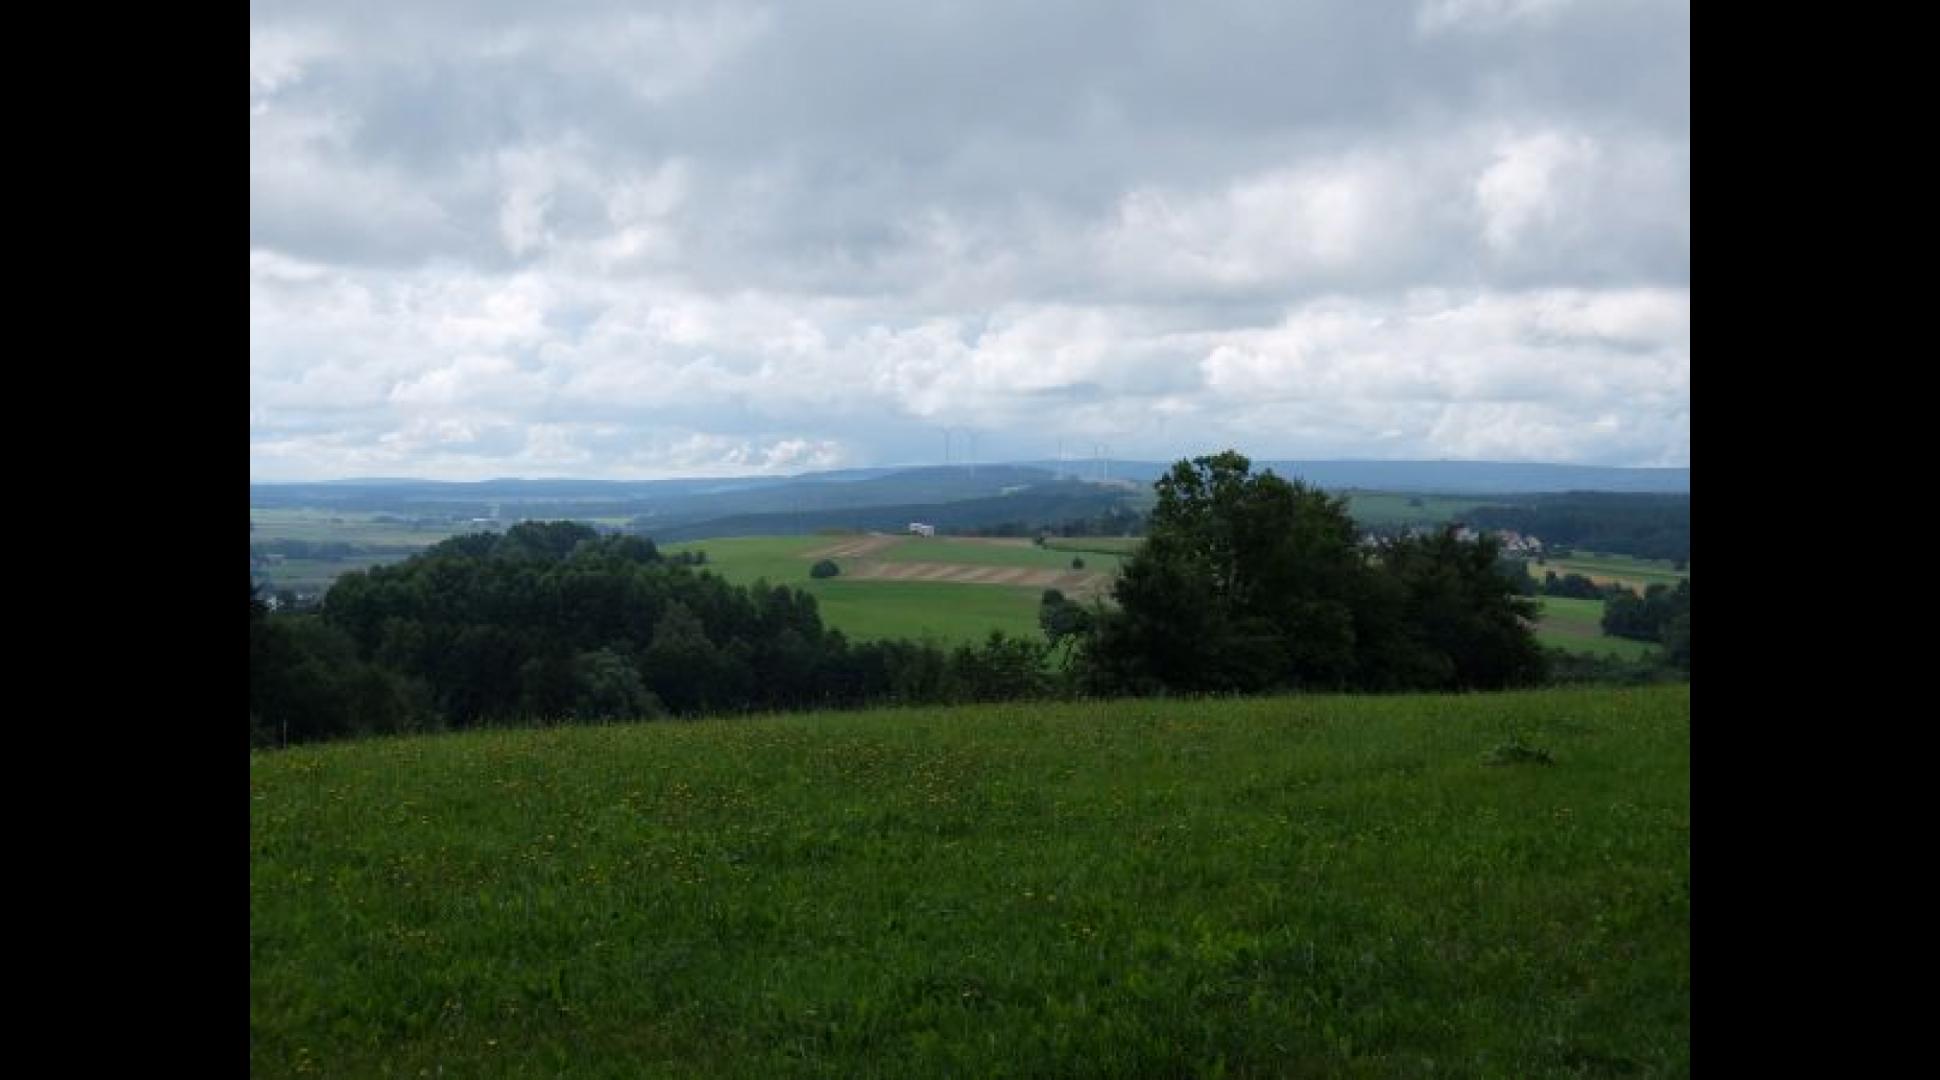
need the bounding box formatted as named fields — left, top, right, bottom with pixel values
left=252, top=686, right=1689, bottom=1078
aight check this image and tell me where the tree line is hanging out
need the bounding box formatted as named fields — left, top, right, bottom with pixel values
left=251, top=522, right=1067, bottom=746
left=1461, top=492, right=1690, bottom=564
left=252, top=453, right=1685, bottom=748
left=1604, top=579, right=1691, bottom=672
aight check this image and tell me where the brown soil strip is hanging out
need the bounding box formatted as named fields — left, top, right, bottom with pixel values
left=812, top=556, right=1118, bottom=594
left=800, top=533, right=904, bottom=560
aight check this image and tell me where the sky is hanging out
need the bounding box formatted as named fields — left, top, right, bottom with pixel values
left=250, top=0, right=1689, bottom=481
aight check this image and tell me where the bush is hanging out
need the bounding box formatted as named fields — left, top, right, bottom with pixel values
left=1071, top=556, right=1085, bottom=570
left=810, top=559, right=841, bottom=579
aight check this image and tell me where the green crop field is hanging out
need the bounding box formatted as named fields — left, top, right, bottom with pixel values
left=665, top=537, right=1047, bottom=646
left=1532, top=597, right=1657, bottom=660
left=250, top=510, right=483, bottom=595
left=814, top=580, right=1043, bottom=643
left=663, top=536, right=833, bottom=587
left=249, top=508, right=474, bottom=548
left=251, top=685, right=1690, bottom=1078
left=1540, top=553, right=1688, bottom=592
left=1042, top=536, right=1143, bottom=556
left=878, top=539, right=1125, bottom=574
left=251, top=555, right=406, bottom=591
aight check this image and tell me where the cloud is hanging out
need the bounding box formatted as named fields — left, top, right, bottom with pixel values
left=251, top=0, right=1689, bottom=480
left=1416, top=0, right=1580, bottom=36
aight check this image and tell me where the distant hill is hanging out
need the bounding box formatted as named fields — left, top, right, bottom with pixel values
left=250, top=460, right=1688, bottom=527
left=250, top=466, right=1063, bottom=524
left=640, top=480, right=1131, bottom=542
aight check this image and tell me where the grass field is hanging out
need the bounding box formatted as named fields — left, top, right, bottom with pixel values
left=251, top=555, right=404, bottom=592
left=814, top=580, right=1043, bottom=643
left=251, top=685, right=1690, bottom=1078
left=878, top=538, right=1125, bottom=574
left=1041, top=536, right=1143, bottom=556
left=663, top=536, right=832, bottom=587
left=250, top=508, right=473, bottom=548
left=251, top=509, right=478, bottom=595
left=667, top=536, right=1085, bottom=647
left=1533, top=597, right=1658, bottom=660
left=1540, top=553, right=1688, bottom=593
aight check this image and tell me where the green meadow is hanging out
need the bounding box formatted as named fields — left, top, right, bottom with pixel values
left=251, top=555, right=403, bottom=593
left=251, top=684, right=1690, bottom=1078
left=666, top=537, right=1047, bottom=646
left=1541, top=553, right=1688, bottom=592
left=250, top=508, right=472, bottom=548
left=1041, top=536, right=1143, bottom=556
left=877, top=539, right=1125, bottom=573
left=1533, top=597, right=1658, bottom=660
left=663, top=536, right=833, bottom=587
left=812, top=581, right=1043, bottom=644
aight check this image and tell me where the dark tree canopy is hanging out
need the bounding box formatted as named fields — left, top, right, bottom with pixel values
left=251, top=524, right=1060, bottom=746
left=1080, top=452, right=1546, bottom=695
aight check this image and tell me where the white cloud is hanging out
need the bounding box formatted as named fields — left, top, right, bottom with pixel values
left=1416, top=0, right=1579, bottom=36
left=250, top=1, right=1689, bottom=479
left=1475, top=131, right=1600, bottom=253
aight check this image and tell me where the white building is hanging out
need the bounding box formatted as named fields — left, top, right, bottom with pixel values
left=908, top=522, right=936, bottom=537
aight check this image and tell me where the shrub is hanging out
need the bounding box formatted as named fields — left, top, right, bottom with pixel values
left=810, top=559, right=841, bottom=579
left=1071, top=556, right=1085, bottom=570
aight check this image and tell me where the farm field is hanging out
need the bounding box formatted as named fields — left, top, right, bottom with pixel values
left=249, top=508, right=474, bottom=548
left=1041, top=536, right=1143, bottom=556
left=813, top=580, right=1042, bottom=643
left=250, top=555, right=402, bottom=592
left=661, top=535, right=832, bottom=587
left=876, top=537, right=1125, bottom=574
left=251, top=684, right=1691, bottom=1078
left=250, top=509, right=488, bottom=596
left=1541, top=552, right=1689, bottom=593
left=1533, top=597, right=1657, bottom=660
left=666, top=534, right=1115, bottom=647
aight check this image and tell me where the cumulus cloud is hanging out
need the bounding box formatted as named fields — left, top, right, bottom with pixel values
left=250, top=0, right=1689, bottom=480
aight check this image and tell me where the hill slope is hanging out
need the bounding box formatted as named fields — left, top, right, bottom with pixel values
left=251, top=686, right=1690, bottom=1078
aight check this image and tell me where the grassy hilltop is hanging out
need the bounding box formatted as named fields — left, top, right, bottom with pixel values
left=251, top=685, right=1689, bottom=1078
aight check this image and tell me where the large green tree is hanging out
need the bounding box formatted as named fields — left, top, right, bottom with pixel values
left=1081, top=451, right=1546, bottom=694
left=1083, top=452, right=1374, bottom=693
left=1377, top=529, right=1548, bottom=690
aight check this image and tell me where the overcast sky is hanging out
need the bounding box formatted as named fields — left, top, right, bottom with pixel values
left=250, top=0, right=1689, bottom=481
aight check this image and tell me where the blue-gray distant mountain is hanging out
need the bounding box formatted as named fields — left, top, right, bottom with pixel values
left=251, top=460, right=1687, bottom=537
left=250, top=466, right=1059, bottom=525
left=641, top=481, right=1132, bottom=542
